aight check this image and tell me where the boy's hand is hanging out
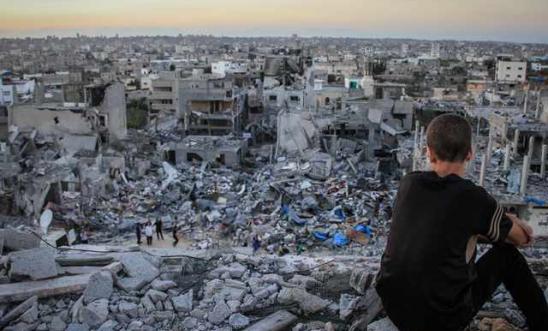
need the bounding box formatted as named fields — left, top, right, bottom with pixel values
left=506, top=213, right=534, bottom=246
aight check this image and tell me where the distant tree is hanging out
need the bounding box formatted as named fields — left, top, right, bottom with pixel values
left=126, top=98, right=148, bottom=129
left=372, top=62, right=386, bottom=75
left=483, top=59, right=496, bottom=70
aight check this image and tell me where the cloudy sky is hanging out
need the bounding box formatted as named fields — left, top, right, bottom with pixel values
left=1, top=0, right=547, bottom=43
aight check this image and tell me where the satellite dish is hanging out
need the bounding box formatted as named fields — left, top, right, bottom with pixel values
left=40, top=209, right=53, bottom=235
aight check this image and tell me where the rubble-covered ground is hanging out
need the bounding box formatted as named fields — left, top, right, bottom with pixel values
left=0, top=134, right=547, bottom=331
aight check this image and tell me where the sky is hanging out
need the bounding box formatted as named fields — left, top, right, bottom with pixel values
left=1, top=0, right=548, bottom=43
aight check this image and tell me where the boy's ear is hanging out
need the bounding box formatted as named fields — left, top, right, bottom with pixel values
left=426, top=146, right=437, bottom=163
left=465, top=148, right=473, bottom=162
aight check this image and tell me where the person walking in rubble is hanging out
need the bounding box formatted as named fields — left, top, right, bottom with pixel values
left=155, top=218, right=164, bottom=240
left=144, top=221, right=154, bottom=246
left=252, top=235, right=261, bottom=254
left=172, top=224, right=179, bottom=247
left=376, top=114, right=548, bottom=331
left=135, top=222, right=142, bottom=245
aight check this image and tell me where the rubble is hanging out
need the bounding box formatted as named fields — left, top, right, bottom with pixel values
left=0, top=274, right=91, bottom=303
left=8, top=248, right=58, bottom=281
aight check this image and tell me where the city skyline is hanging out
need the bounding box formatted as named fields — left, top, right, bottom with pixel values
left=1, top=0, right=548, bottom=43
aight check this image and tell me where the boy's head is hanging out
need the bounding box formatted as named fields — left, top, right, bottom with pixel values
left=426, top=114, right=472, bottom=163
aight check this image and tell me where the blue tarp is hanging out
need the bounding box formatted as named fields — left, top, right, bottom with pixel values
left=354, top=224, right=373, bottom=237
left=312, top=231, right=329, bottom=241
left=524, top=196, right=545, bottom=206
left=333, top=232, right=349, bottom=246
left=330, top=206, right=346, bottom=222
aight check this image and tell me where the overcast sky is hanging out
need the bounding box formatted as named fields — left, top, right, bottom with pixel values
left=1, top=0, right=547, bottom=43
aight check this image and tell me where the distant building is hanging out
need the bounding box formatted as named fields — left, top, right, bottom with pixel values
left=430, top=43, right=441, bottom=58
left=496, top=58, right=527, bottom=83
left=150, top=72, right=179, bottom=119
left=531, top=62, right=548, bottom=72
left=211, top=61, right=248, bottom=77
left=0, top=80, right=15, bottom=106
left=401, top=43, right=409, bottom=57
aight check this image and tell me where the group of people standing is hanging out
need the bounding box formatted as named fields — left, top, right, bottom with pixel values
left=135, top=218, right=180, bottom=247
left=136, top=218, right=164, bottom=246
left=135, top=217, right=262, bottom=253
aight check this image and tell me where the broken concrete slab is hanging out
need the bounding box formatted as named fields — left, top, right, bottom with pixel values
left=15, top=299, right=38, bottom=324
left=0, top=229, right=40, bottom=252
left=62, top=266, right=104, bottom=275
left=171, top=289, right=193, bottom=313
left=243, top=310, right=297, bottom=331
left=8, top=248, right=58, bottom=281
left=66, top=323, right=90, bottom=331
left=56, top=255, right=114, bottom=267
left=82, top=271, right=113, bottom=304
left=229, top=313, right=250, bottom=329
left=208, top=300, right=231, bottom=325
left=349, top=268, right=374, bottom=295
left=79, top=298, right=109, bottom=328
left=0, top=274, right=91, bottom=303
left=349, top=288, right=385, bottom=331
left=0, top=296, right=37, bottom=327
left=277, top=287, right=330, bottom=314
left=150, top=279, right=177, bottom=291
left=115, top=253, right=159, bottom=291
left=366, top=317, right=399, bottom=331
left=59, top=245, right=138, bottom=253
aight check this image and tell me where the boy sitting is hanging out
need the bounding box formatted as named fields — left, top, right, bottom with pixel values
left=376, top=114, right=548, bottom=331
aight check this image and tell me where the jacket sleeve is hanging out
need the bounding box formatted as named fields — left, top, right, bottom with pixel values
left=462, top=185, right=513, bottom=243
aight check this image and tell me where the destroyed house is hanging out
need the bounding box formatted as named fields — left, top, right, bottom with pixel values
left=7, top=82, right=127, bottom=144
left=168, top=135, right=247, bottom=168
left=180, top=77, right=246, bottom=136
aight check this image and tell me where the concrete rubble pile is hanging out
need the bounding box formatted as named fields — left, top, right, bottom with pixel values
left=0, top=242, right=544, bottom=331
left=63, top=131, right=399, bottom=257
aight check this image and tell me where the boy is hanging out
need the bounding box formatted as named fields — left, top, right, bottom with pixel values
left=376, top=114, right=548, bottom=331
left=144, top=221, right=154, bottom=246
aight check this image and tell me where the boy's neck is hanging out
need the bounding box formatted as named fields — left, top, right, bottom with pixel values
left=431, top=161, right=467, bottom=178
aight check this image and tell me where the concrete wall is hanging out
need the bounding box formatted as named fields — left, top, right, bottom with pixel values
left=100, top=82, right=127, bottom=140
left=8, top=107, right=93, bottom=136
left=175, top=148, right=241, bottom=167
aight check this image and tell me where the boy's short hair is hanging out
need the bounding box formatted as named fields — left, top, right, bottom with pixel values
left=426, top=114, right=472, bottom=162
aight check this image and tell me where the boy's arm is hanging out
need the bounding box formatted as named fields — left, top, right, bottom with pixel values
left=504, top=213, right=533, bottom=247
left=477, top=214, right=532, bottom=246
left=464, top=186, right=513, bottom=243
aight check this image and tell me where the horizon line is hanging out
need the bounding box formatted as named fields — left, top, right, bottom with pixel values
left=1, top=31, right=547, bottom=46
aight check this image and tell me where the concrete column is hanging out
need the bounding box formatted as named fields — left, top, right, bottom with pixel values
left=535, top=88, right=542, bottom=119
left=486, top=132, right=493, bottom=164
left=523, top=90, right=529, bottom=115
left=476, top=118, right=481, bottom=137
left=541, top=144, right=547, bottom=178
left=479, top=154, right=487, bottom=187
left=418, top=126, right=425, bottom=151
left=503, top=144, right=511, bottom=171
left=527, top=136, right=535, bottom=161
left=413, top=121, right=420, bottom=150
left=513, top=129, right=520, bottom=157
left=520, top=155, right=530, bottom=196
